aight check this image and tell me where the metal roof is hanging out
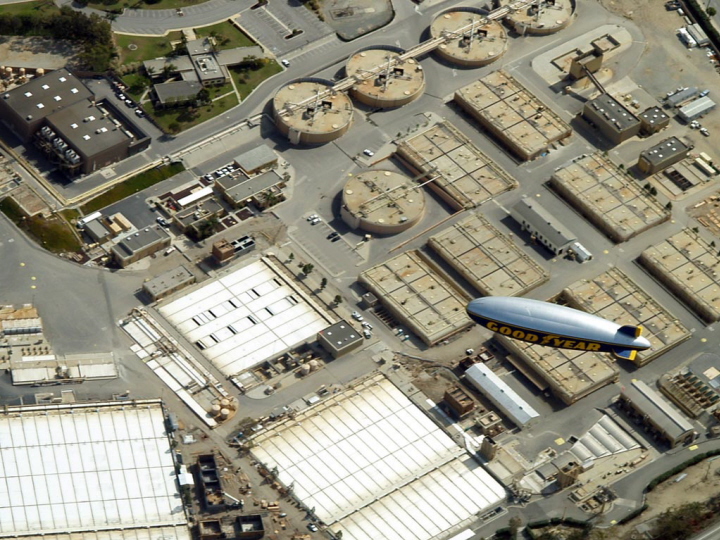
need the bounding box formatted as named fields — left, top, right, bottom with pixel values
left=154, top=81, right=202, bottom=104
left=220, top=171, right=283, bottom=204
left=511, top=196, right=576, bottom=249
left=233, top=144, right=277, bottom=173
left=679, top=96, right=716, bottom=118
left=667, top=87, right=699, bottom=107
left=464, top=363, right=539, bottom=427
left=622, top=380, right=694, bottom=440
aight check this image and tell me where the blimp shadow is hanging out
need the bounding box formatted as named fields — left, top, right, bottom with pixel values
left=497, top=216, right=560, bottom=262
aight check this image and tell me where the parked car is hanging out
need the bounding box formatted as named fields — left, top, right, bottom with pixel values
left=700, top=89, right=710, bottom=97
left=307, top=214, right=318, bottom=222
left=362, top=321, right=373, bottom=330
left=164, top=246, right=176, bottom=256
left=363, top=149, right=374, bottom=157
left=156, top=216, right=168, bottom=226
left=331, top=236, right=341, bottom=242
left=282, top=59, right=290, bottom=67
left=327, top=231, right=339, bottom=240
left=700, top=127, right=710, bottom=136
left=308, top=524, right=318, bottom=532
left=363, top=329, right=372, bottom=339
left=310, top=217, right=321, bottom=225
left=351, top=311, right=363, bottom=321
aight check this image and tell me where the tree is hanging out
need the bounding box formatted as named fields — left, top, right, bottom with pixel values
left=708, top=6, right=717, bottom=16
left=162, top=63, right=177, bottom=81
left=333, top=295, right=342, bottom=305
left=651, top=502, right=707, bottom=539
left=320, top=278, right=328, bottom=289
left=302, top=263, right=314, bottom=276
left=288, top=253, right=295, bottom=261
left=665, top=201, right=673, bottom=210
left=197, top=87, right=210, bottom=104
left=168, top=122, right=181, bottom=134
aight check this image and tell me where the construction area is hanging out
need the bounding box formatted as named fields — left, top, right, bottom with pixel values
left=427, top=213, right=548, bottom=296
left=453, top=70, right=572, bottom=161
left=561, top=267, right=691, bottom=366
left=250, top=373, right=506, bottom=540
left=550, top=153, right=670, bottom=242
left=359, top=250, right=473, bottom=345
left=158, top=258, right=334, bottom=377
left=430, top=9, right=508, bottom=67
left=340, top=170, right=426, bottom=234
left=638, top=229, right=720, bottom=323
left=689, top=190, right=720, bottom=237
left=0, top=400, right=189, bottom=540
left=395, top=121, right=517, bottom=210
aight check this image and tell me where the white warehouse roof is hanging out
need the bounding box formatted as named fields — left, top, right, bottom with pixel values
left=464, top=363, right=540, bottom=427
left=0, top=400, right=189, bottom=540
left=251, top=375, right=505, bottom=540
left=159, top=258, right=333, bottom=376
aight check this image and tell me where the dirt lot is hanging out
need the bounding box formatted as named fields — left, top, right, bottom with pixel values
left=613, top=455, right=720, bottom=538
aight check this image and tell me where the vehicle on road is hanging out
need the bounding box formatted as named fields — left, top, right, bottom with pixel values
left=156, top=217, right=169, bottom=226
left=351, top=311, right=363, bottom=321
left=362, top=321, right=373, bottom=330
left=363, top=149, right=374, bottom=157
left=466, top=296, right=652, bottom=361
left=363, top=329, right=372, bottom=339
left=164, top=246, right=176, bottom=256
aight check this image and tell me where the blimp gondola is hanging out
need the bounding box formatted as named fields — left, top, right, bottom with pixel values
left=466, top=297, right=652, bottom=361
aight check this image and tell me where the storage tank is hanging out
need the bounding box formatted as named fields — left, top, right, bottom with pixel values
left=345, top=47, right=425, bottom=108
left=341, top=170, right=426, bottom=235
left=300, top=364, right=311, bottom=376
left=210, top=403, right=222, bottom=416
left=308, top=359, right=320, bottom=371
left=220, top=398, right=230, bottom=408
left=500, top=0, right=575, bottom=35
left=36, top=68, right=45, bottom=76
left=219, top=408, right=230, bottom=420
left=273, top=78, right=354, bottom=145
left=431, top=8, right=508, bottom=67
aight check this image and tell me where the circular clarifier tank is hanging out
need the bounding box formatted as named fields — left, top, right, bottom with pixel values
left=431, top=8, right=508, bottom=67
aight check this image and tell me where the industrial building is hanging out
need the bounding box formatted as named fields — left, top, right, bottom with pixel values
left=499, top=0, right=575, bottom=35
left=582, top=94, right=641, bottom=144
left=637, top=136, right=691, bottom=174
left=158, top=258, right=334, bottom=376
left=678, top=96, right=716, bottom=122
left=395, top=121, right=516, bottom=210
left=617, top=380, right=696, bottom=447
left=196, top=454, right=224, bottom=511
left=454, top=71, right=572, bottom=160
left=443, top=386, right=476, bottom=418
left=639, top=229, right=720, bottom=323
left=464, top=363, right=540, bottom=427
left=638, top=106, right=670, bottom=135
left=211, top=235, right=255, bottom=265
left=568, top=50, right=603, bottom=80
left=511, top=196, right=576, bottom=255
left=359, top=250, right=473, bottom=345
left=216, top=170, right=285, bottom=208
left=430, top=9, right=508, bottom=67
left=340, top=170, right=425, bottom=234
left=233, top=144, right=278, bottom=175
left=317, top=320, right=364, bottom=358
left=0, top=69, right=150, bottom=176
left=251, top=374, right=506, bottom=540
left=0, top=400, right=190, bottom=540
left=345, top=48, right=425, bottom=108
left=667, top=87, right=699, bottom=108
left=498, top=332, right=619, bottom=405
left=562, top=267, right=690, bottom=366
left=273, top=79, right=354, bottom=144
left=111, top=226, right=172, bottom=268
left=143, top=265, right=197, bottom=302
left=427, top=213, right=548, bottom=296
left=550, top=153, right=670, bottom=242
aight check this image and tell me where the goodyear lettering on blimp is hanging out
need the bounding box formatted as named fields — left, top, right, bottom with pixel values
left=484, top=320, right=603, bottom=352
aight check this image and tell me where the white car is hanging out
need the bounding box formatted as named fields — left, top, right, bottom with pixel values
left=701, top=128, right=710, bottom=137
left=311, top=217, right=321, bottom=225
left=307, top=214, right=318, bottom=222
left=362, top=321, right=373, bottom=330
left=363, top=149, right=374, bottom=157
left=282, top=59, right=290, bottom=67
left=164, top=246, right=176, bottom=256
left=308, top=523, right=318, bottom=532
left=351, top=311, right=363, bottom=321
left=363, top=329, right=372, bottom=339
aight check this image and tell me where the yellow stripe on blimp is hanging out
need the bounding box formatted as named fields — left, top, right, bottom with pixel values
left=485, top=321, right=603, bottom=351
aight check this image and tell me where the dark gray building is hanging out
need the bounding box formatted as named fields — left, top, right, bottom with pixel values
left=637, top=136, right=691, bottom=174
left=582, top=94, right=641, bottom=144
left=111, top=226, right=171, bottom=268
left=667, top=87, right=699, bottom=108
left=153, top=81, right=203, bottom=107
left=317, top=321, right=363, bottom=358
left=143, top=265, right=196, bottom=301
left=511, top=196, right=576, bottom=255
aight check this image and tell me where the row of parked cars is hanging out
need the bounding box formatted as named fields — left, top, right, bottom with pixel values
left=203, top=163, right=238, bottom=182
left=112, top=81, right=144, bottom=118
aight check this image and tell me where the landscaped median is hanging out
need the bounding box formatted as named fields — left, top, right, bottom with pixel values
left=80, top=162, right=185, bottom=214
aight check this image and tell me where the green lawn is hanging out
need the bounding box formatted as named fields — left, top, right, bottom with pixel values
left=231, top=60, right=283, bottom=100
left=80, top=163, right=185, bottom=214
left=60, top=208, right=81, bottom=225
left=0, top=0, right=59, bottom=16
left=145, top=93, right=239, bottom=133
left=115, top=32, right=181, bottom=64
left=89, top=0, right=202, bottom=11
left=0, top=198, right=82, bottom=254
left=194, top=21, right=256, bottom=50
left=121, top=72, right=153, bottom=101
left=208, top=82, right=233, bottom=100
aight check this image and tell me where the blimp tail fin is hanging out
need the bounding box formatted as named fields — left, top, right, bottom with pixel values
left=612, top=347, right=638, bottom=361
left=618, top=325, right=643, bottom=338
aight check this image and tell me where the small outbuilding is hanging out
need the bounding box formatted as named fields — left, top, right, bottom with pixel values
left=317, top=320, right=363, bottom=358
left=511, top=196, right=576, bottom=255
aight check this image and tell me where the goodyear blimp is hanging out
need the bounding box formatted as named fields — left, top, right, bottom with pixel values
left=466, top=297, right=651, bottom=361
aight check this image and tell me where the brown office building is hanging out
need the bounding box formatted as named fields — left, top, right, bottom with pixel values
left=637, top=136, right=691, bottom=174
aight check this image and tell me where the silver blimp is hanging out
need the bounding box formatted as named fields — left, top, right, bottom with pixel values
left=466, top=297, right=652, bottom=361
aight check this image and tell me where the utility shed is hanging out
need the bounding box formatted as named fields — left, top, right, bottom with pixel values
left=234, top=145, right=278, bottom=175
left=667, top=87, right=699, bottom=107
left=687, top=24, right=709, bottom=47
left=511, top=196, right=576, bottom=255
left=618, top=380, right=695, bottom=447
left=679, top=96, right=716, bottom=122
left=464, top=363, right=540, bottom=427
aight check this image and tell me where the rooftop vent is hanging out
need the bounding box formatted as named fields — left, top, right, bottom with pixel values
left=71, top=88, right=79, bottom=94
left=59, top=76, right=67, bottom=82
left=36, top=103, right=44, bottom=109
left=24, top=92, right=32, bottom=98
left=54, top=95, right=61, bottom=101
left=41, top=84, right=49, bottom=90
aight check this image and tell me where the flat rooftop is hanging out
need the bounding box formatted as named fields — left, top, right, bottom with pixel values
left=396, top=121, right=516, bottom=209
left=218, top=170, right=283, bottom=204
left=251, top=374, right=505, bottom=539
left=622, top=380, right=694, bottom=440
left=640, top=137, right=689, bottom=166
left=454, top=71, right=571, bottom=159
left=0, top=400, right=189, bottom=539
left=639, top=229, right=720, bottom=322
left=428, top=213, right=547, bottom=296
left=359, top=250, right=472, bottom=345
left=144, top=265, right=195, bottom=298
left=586, top=94, right=640, bottom=132
left=113, top=226, right=170, bottom=258
left=158, top=258, right=334, bottom=376
left=562, top=267, right=690, bottom=365
left=550, top=153, right=670, bottom=242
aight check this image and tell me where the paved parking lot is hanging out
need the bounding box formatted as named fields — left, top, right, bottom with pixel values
left=289, top=216, right=363, bottom=276
left=239, top=0, right=334, bottom=56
